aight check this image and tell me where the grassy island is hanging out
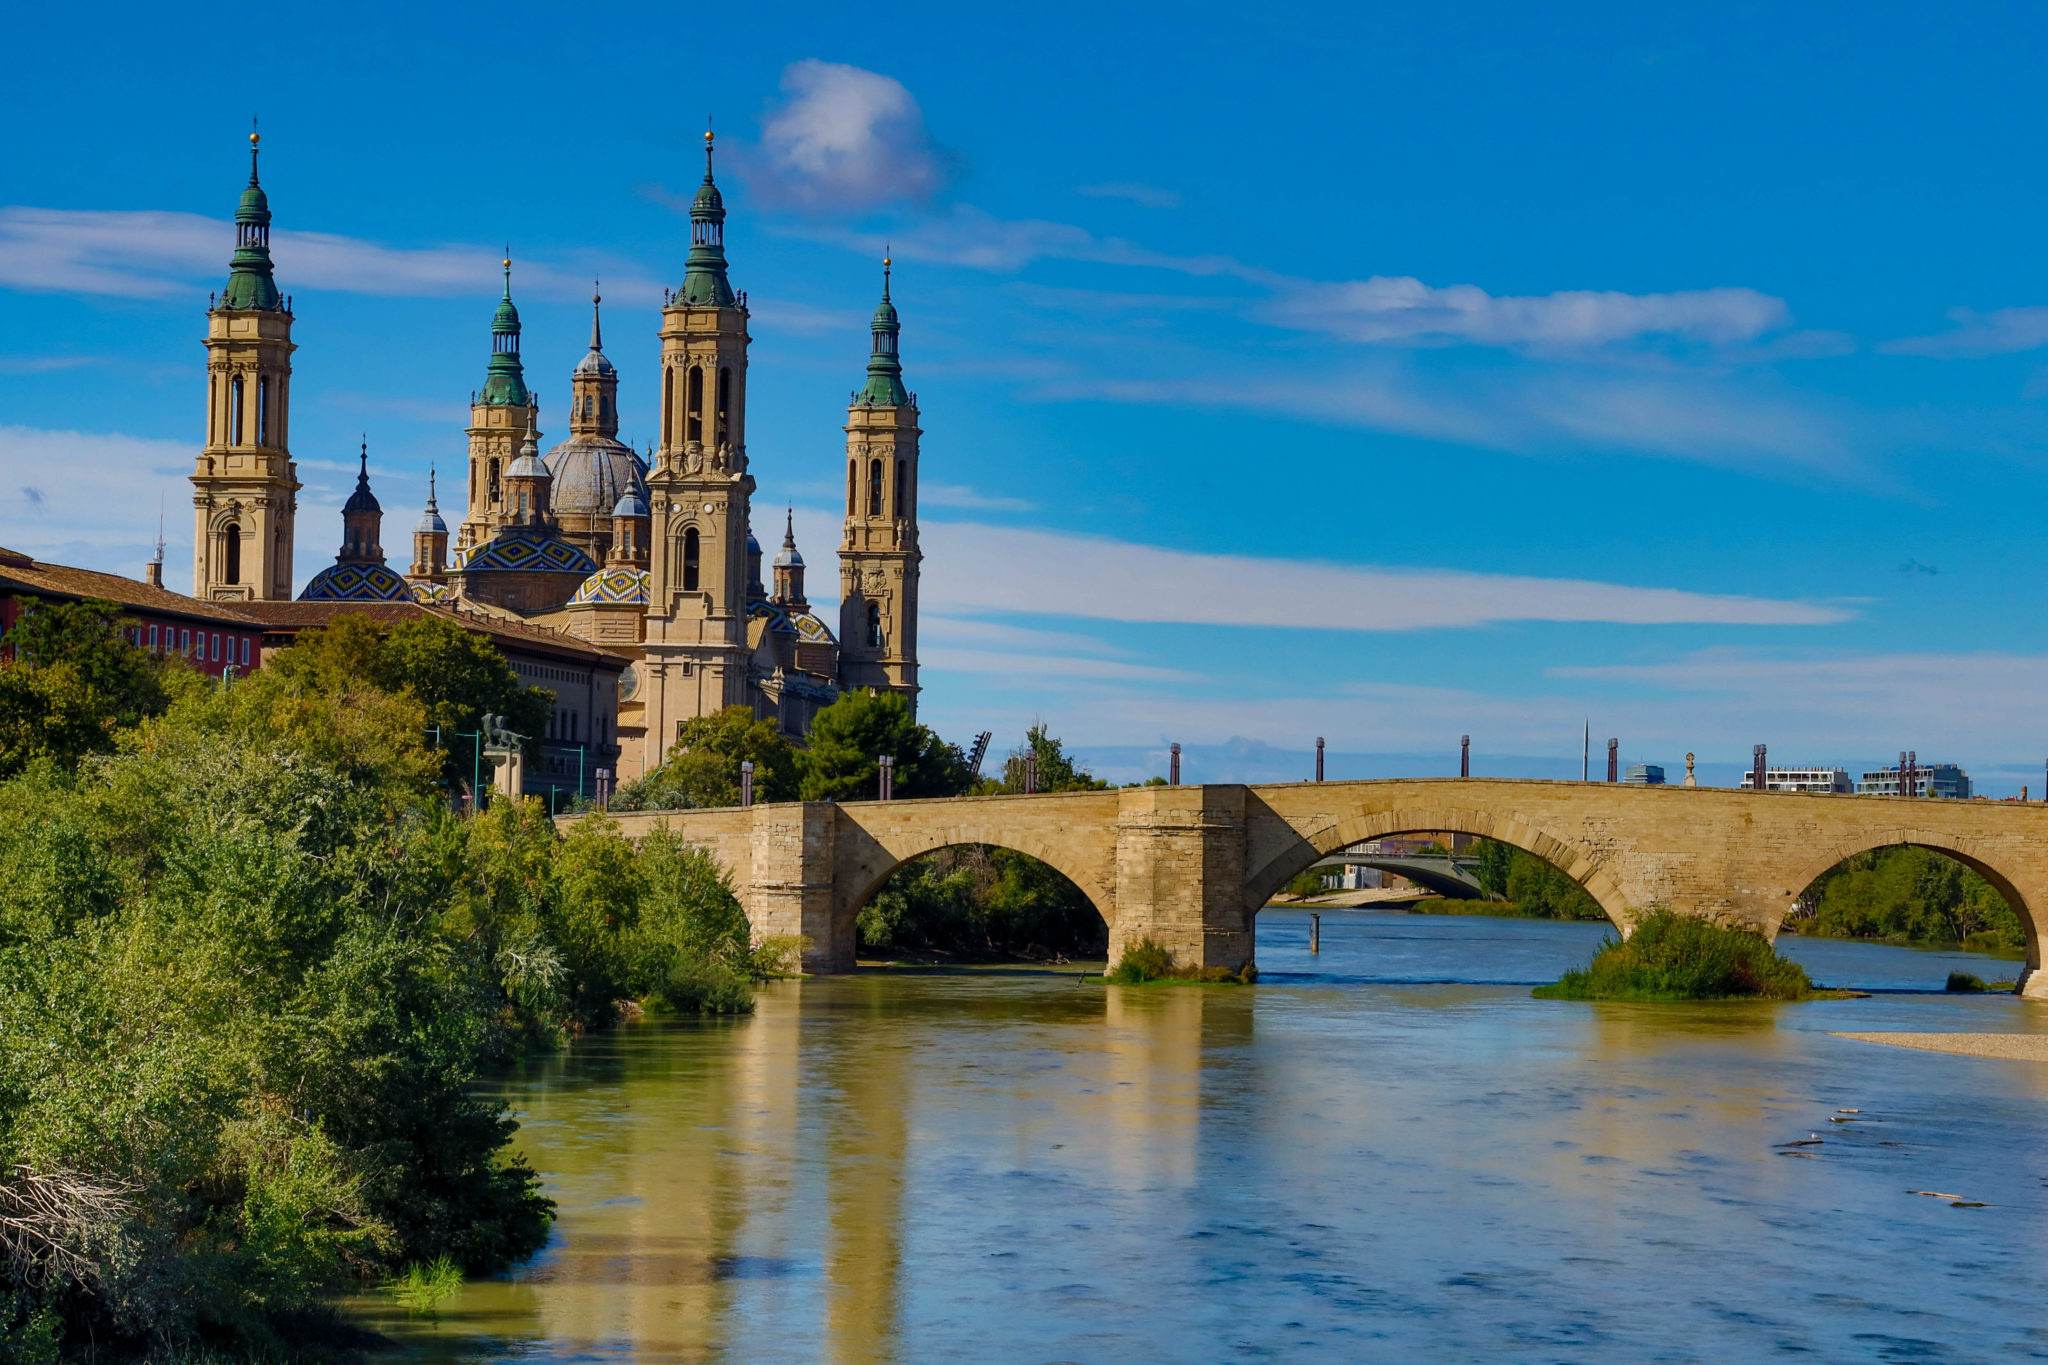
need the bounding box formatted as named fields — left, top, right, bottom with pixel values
left=1534, top=910, right=1842, bottom=1002
left=1103, top=937, right=1257, bottom=985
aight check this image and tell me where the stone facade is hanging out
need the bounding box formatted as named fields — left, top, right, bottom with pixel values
left=583, top=778, right=2048, bottom=996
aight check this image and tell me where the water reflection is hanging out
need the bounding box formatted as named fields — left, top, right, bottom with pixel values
left=365, top=914, right=2048, bottom=1364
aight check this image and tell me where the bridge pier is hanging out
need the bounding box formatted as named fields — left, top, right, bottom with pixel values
left=746, top=802, right=849, bottom=973
left=1111, top=785, right=1255, bottom=973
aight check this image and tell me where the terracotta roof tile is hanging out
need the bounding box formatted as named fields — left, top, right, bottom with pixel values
left=0, top=548, right=264, bottom=625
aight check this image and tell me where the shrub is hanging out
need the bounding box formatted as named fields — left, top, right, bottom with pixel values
left=384, top=1256, right=463, bottom=1318
left=1534, top=909, right=1818, bottom=1001
left=1103, top=938, right=1256, bottom=985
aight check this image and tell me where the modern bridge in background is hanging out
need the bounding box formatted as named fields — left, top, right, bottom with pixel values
left=573, top=778, right=2048, bottom=996
left=1309, top=853, right=1487, bottom=899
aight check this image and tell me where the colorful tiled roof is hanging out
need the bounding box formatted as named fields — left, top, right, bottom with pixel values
left=569, top=565, right=650, bottom=606
left=457, top=534, right=597, bottom=576
left=409, top=579, right=455, bottom=604
left=749, top=599, right=835, bottom=644
left=297, top=561, right=412, bottom=602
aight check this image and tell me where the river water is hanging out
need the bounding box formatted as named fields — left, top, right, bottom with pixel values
left=361, top=911, right=2048, bottom=1363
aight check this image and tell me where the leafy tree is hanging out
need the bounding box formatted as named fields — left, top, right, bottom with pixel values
left=999, top=723, right=1106, bottom=793
left=1466, top=838, right=1605, bottom=920
left=615, top=705, right=800, bottom=810
left=799, top=689, right=973, bottom=802
left=0, top=598, right=173, bottom=776
left=1791, top=845, right=2021, bottom=950
left=858, top=845, right=1106, bottom=959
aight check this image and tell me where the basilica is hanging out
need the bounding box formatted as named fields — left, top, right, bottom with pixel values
left=186, top=130, right=923, bottom=777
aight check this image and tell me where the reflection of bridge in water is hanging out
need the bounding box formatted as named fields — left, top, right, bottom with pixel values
left=580, top=778, right=2048, bottom=996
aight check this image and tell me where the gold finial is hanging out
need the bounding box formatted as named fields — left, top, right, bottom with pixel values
left=250, top=115, right=259, bottom=147
left=503, top=257, right=511, bottom=270
left=883, top=256, right=892, bottom=268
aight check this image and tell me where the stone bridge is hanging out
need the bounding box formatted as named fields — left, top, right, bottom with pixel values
left=580, top=779, right=2048, bottom=996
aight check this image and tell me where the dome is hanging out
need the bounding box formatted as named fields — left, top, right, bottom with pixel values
left=410, top=579, right=455, bottom=604
left=237, top=183, right=271, bottom=223
left=569, top=565, right=650, bottom=606
left=505, top=450, right=547, bottom=479
left=457, top=534, right=597, bottom=577
left=414, top=504, right=447, bottom=535
left=613, top=482, right=650, bottom=519
left=493, top=295, right=520, bottom=332
left=541, top=436, right=642, bottom=515
left=573, top=347, right=615, bottom=377
left=748, top=599, right=835, bottom=644
left=773, top=541, right=803, bottom=569
left=693, top=179, right=725, bottom=215
left=299, top=561, right=411, bottom=602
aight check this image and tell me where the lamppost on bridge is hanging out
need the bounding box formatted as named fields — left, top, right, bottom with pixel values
left=1607, top=738, right=1619, bottom=783
left=740, top=759, right=754, bottom=808
left=1461, top=734, right=1470, bottom=779
left=1753, top=744, right=1768, bottom=793
left=1315, top=737, right=1325, bottom=783
left=877, top=755, right=894, bottom=801
left=1170, top=743, right=1182, bottom=786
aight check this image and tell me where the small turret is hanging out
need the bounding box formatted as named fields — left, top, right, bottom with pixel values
left=746, top=527, right=766, bottom=602
left=411, top=468, right=448, bottom=579
left=857, top=257, right=909, bottom=407
left=608, top=475, right=650, bottom=568
left=772, top=508, right=807, bottom=608
left=569, top=283, right=620, bottom=439
left=221, top=125, right=284, bottom=312
left=501, top=408, right=553, bottom=528
left=338, top=438, right=385, bottom=565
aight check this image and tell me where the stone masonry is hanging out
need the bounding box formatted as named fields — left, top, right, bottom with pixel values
left=583, top=778, right=2048, bottom=996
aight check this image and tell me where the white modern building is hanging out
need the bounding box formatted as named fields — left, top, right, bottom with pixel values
left=1858, top=764, right=1971, bottom=798
left=1739, top=767, right=1855, bottom=793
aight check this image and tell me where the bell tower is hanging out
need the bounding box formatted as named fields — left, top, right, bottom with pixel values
left=192, top=127, right=300, bottom=601
left=643, top=128, right=756, bottom=752
left=837, top=258, right=921, bottom=713
left=457, top=259, right=536, bottom=553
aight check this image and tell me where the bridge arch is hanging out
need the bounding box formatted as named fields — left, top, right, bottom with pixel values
left=1246, top=804, right=1631, bottom=932
left=1774, top=828, right=2041, bottom=963
left=830, top=807, right=1120, bottom=955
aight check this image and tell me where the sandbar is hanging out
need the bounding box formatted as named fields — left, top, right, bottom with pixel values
left=1831, top=1032, right=2048, bottom=1062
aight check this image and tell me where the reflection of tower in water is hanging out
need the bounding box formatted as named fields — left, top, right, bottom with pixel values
left=822, top=1007, right=909, bottom=1365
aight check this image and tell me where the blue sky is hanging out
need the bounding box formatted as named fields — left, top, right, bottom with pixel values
left=5, top=1, right=2048, bottom=789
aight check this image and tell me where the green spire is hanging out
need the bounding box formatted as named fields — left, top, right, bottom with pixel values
left=480, top=254, right=530, bottom=406
left=220, top=124, right=284, bottom=312
left=677, top=128, right=738, bottom=307
left=858, top=256, right=909, bottom=407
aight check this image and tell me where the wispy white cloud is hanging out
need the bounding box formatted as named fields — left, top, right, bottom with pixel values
left=0, top=208, right=660, bottom=303
left=921, top=647, right=1199, bottom=684
left=919, top=521, right=1849, bottom=630
left=1262, top=277, right=1791, bottom=350
left=0, top=354, right=103, bottom=374
left=1076, top=182, right=1182, bottom=209
left=1882, top=305, right=2048, bottom=357
left=743, top=60, right=947, bottom=212
left=1054, top=363, right=1859, bottom=474
left=920, top=481, right=1034, bottom=511
left=0, top=424, right=193, bottom=575
left=922, top=615, right=1134, bottom=657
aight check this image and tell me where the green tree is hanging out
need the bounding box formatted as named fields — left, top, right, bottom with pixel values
left=1792, top=845, right=2021, bottom=950
left=378, top=614, right=554, bottom=768
left=799, top=689, right=973, bottom=802
left=616, top=705, right=801, bottom=810
left=0, top=597, right=173, bottom=776
left=1000, top=723, right=1106, bottom=793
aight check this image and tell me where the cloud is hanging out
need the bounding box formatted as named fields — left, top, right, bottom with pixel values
left=920, top=481, right=1034, bottom=511
left=919, top=521, right=1849, bottom=629
left=0, top=208, right=660, bottom=303
left=745, top=60, right=946, bottom=212
left=808, top=203, right=1262, bottom=279
left=1076, top=182, right=1182, bottom=209
left=1053, top=364, right=1859, bottom=475
left=1262, top=277, right=1792, bottom=350
left=0, top=424, right=194, bottom=574
left=0, top=354, right=102, bottom=374
left=921, top=647, right=1199, bottom=684
left=1883, top=305, right=2048, bottom=357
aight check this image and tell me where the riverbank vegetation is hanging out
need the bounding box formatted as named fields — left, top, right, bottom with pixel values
left=1104, top=937, right=1257, bottom=984
left=1783, top=845, right=2023, bottom=955
left=0, top=603, right=784, bottom=1361
left=1534, top=910, right=1829, bottom=1001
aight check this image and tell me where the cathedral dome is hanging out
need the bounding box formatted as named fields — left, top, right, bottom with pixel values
left=299, top=561, right=412, bottom=602
left=458, top=534, right=597, bottom=577
left=748, top=599, right=835, bottom=644
left=542, top=438, right=642, bottom=516
left=415, top=502, right=447, bottom=535
left=569, top=565, right=650, bottom=606
left=573, top=348, right=615, bottom=378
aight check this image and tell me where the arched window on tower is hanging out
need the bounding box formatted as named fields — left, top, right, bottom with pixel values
left=847, top=461, right=856, bottom=515
left=717, top=367, right=731, bottom=444
left=868, top=459, right=883, bottom=516
left=895, top=459, right=906, bottom=519
left=866, top=600, right=883, bottom=649
left=230, top=376, right=246, bottom=446
left=223, top=521, right=242, bottom=585
left=662, top=366, right=675, bottom=443
left=256, top=377, right=270, bottom=446
left=682, top=527, right=701, bottom=592
left=686, top=367, right=704, bottom=444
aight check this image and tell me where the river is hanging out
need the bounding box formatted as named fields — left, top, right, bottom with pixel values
left=359, top=910, right=2048, bottom=1363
